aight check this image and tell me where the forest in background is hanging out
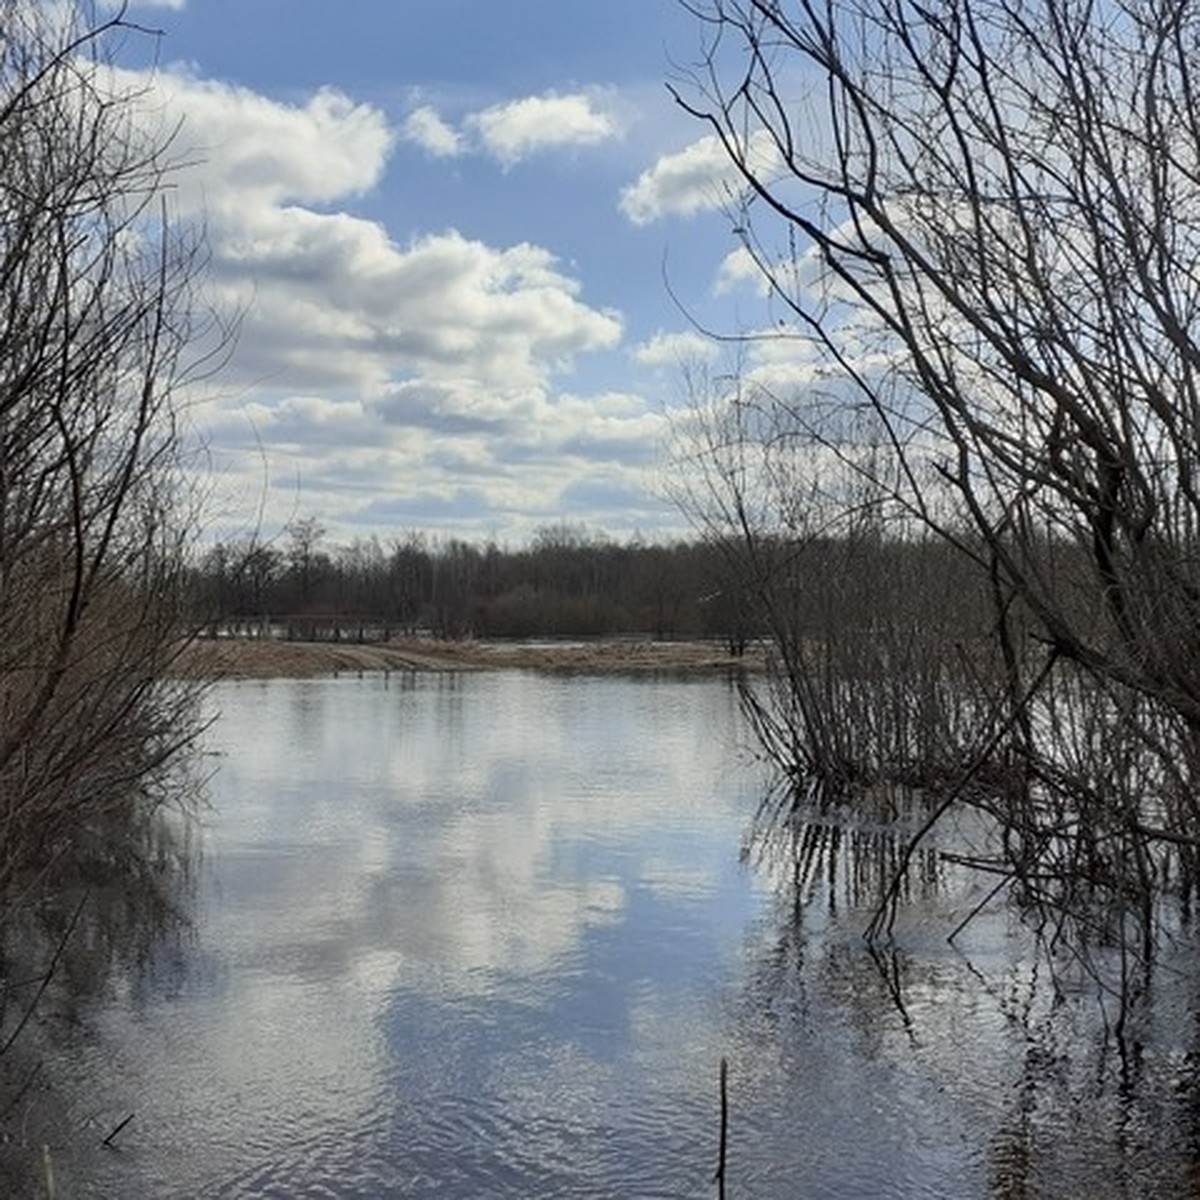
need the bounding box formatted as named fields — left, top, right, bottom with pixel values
left=188, top=520, right=758, bottom=646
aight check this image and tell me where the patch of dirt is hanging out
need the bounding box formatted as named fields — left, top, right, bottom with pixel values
left=176, top=636, right=763, bottom=679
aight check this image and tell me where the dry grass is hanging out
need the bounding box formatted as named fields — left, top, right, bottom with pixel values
left=176, top=636, right=764, bottom=680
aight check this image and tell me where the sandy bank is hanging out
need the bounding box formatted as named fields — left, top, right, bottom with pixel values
left=176, top=636, right=763, bottom=680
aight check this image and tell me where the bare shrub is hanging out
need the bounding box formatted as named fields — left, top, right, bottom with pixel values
left=0, top=1, right=214, bottom=965
left=673, top=0, right=1200, bottom=982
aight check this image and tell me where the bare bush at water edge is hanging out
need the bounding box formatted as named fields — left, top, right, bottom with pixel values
left=671, top=0, right=1200, bottom=1004
left=0, top=0, right=219, bottom=1182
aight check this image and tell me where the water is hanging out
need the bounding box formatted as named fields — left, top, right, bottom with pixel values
left=26, top=671, right=1200, bottom=1196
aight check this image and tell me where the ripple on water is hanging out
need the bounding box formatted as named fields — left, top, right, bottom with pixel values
left=36, top=675, right=1200, bottom=1198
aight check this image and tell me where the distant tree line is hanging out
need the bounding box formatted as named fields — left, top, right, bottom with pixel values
left=188, top=519, right=759, bottom=647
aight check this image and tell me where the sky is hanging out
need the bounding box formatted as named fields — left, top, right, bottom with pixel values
left=100, top=0, right=780, bottom=548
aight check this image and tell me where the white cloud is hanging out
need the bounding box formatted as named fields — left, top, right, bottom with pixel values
left=470, top=91, right=618, bottom=166
left=620, top=135, right=733, bottom=224
left=715, top=246, right=770, bottom=295
left=107, top=65, right=622, bottom=403
left=620, top=130, right=781, bottom=225
left=106, top=66, right=392, bottom=210
left=634, top=330, right=718, bottom=367
left=211, top=213, right=623, bottom=407
left=101, top=65, right=656, bottom=541
left=401, top=104, right=462, bottom=158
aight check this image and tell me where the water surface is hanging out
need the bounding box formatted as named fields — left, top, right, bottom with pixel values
left=40, top=671, right=1200, bottom=1197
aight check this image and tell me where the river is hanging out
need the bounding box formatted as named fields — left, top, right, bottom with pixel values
left=29, top=670, right=1200, bottom=1197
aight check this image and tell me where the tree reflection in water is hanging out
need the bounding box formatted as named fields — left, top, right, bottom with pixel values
left=0, top=792, right=201, bottom=1189
left=743, top=775, right=1200, bottom=1196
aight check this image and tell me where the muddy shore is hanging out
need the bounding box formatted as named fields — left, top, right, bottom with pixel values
left=176, top=635, right=763, bottom=679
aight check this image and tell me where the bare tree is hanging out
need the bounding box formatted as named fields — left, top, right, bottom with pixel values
left=284, top=515, right=328, bottom=610
left=0, top=3, right=216, bottom=919
left=675, top=0, right=1200, bottom=968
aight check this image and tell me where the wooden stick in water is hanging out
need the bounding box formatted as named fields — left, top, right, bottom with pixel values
left=102, top=1112, right=135, bottom=1147
left=714, top=1056, right=728, bottom=1199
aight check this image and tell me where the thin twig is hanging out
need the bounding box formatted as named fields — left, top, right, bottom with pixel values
left=102, top=1112, right=135, bottom=1147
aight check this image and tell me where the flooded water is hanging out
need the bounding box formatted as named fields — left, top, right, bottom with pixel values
left=29, top=671, right=1200, bottom=1196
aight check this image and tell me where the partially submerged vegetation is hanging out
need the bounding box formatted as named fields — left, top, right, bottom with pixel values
left=674, top=0, right=1200, bottom=1015
left=0, top=2, right=212, bottom=1178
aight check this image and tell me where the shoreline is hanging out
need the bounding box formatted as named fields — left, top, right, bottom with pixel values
left=175, top=635, right=764, bottom=679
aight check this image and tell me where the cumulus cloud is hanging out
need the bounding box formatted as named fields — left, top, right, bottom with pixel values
left=401, top=104, right=462, bottom=158
left=398, top=91, right=621, bottom=167
left=105, top=66, right=392, bottom=211
left=108, top=65, right=622, bottom=400
left=634, top=330, right=718, bottom=367
left=101, top=64, right=662, bottom=541
left=470, top=91, right=618, bottom=166
left=620, top=131, right=780, bottom=225
left=715, top=247, right=770, bottom=295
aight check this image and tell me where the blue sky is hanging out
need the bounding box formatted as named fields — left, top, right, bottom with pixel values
left=108, top=0, right=779, bottom=546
